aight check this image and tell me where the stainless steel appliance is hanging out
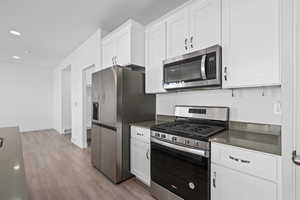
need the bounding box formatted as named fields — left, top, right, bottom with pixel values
left=150, top=106, right=229, bottom=200
left=91, top=65, right=156, bottom=184
left=163, top=45, right=222, bottom=90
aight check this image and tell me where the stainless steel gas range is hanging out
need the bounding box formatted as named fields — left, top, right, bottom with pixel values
left=150, top=106, right=229, bottom=200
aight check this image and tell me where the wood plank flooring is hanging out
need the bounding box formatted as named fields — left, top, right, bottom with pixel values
left=21, top=130, right=155, bottom=200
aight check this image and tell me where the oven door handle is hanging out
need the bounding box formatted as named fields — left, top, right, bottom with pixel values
left=201, top=54, right=207, bottom=80
left=151, top=138, right=209, bottom=158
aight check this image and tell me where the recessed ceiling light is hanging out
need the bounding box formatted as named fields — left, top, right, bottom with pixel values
left=9, top=30, right=21, bottom=36
left=12, top=56, right=21, bottom=60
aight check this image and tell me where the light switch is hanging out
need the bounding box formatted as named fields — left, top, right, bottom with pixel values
left=273, top=101, right=281, bottom=115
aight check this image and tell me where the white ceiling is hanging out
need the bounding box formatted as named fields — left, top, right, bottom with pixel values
left=0, top=0, right=188, bottom=68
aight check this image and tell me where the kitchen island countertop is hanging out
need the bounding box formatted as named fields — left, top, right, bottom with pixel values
left=0, top=127, right=30, bottom=200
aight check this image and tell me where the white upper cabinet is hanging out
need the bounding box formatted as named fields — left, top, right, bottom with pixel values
left=145, top=21, right=167, bottom=94
left=166, top=0, right=221, bottom=59
left=166, top=9, right=190, bottom=58
left=115, top=27, right=131, bottom=66
left=102, top=38, right=116, bottom=69
left=222, top=0, right=281, bottom=88
left=189, top=0, right=221, bottom=51
left=102, top=20, right=145, bottom=69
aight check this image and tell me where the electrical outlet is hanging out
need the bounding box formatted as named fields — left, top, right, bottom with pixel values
left=273, top=101, right=282, bottom=115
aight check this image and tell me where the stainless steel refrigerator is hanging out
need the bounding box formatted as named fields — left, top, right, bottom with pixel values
left=91, top=65, right=156, bottom=184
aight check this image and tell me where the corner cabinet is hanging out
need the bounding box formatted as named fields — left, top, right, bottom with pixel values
left=211, top=142, right=282, bottom=200
left=222, top=0, right=281, bottom=88
left=145, top=21, right=167, bottom=94
left=166, top=0, right=221, bottom=59
left=130, top=126, right=151, bottom=186
left=102, top=20, right=145, bottom=69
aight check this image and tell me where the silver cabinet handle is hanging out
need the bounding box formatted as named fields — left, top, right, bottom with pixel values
left=115, top=56, right=118, bottom=65
left=184, top=38, right=188, bottom=51
left=229, top=155, right=239, bottom=162
left=190, top=36, right=194, bottom=49
left=229, top=155, right=251, bottom=164
left=137, top=132, right=144, bottom=136
left=241, top=159, right=251, bottom=164
left=112, top=57, right=115, bottom=65
left=224, top=66, right=228, bottom=81
left=146, top=149, right=150, bottom=160
left=293, top=151, right=300, bottom=165
left=213, top=171, right=216, bottom=188
left=0, top=137, right=4, bottom=148
left=201, top=55, right=207, bottom=80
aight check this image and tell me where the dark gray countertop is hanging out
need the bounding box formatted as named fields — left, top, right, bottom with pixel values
left=0, top=127, right=30, bottom=200
left=210, top=129, right=281, bottom=156
left=130, top=120, right=168, bottom=129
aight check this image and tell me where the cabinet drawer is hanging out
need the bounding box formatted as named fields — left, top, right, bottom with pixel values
left=211, top=143, right=279, bottom=182
left=130, top=126, right=150, bottom=143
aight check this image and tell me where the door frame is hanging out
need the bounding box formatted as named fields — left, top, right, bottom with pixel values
left=281, top=0, right=297, bottom=200
left=61, top=64, right=72, bottom=135
left=82, top=64, right=95, bottom=148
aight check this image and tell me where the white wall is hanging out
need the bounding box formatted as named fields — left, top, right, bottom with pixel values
left=53, top=29, right=102, bottom=148
left=157, top=86, right=281, bottom=125
left=0, top=62, right=53, bottom=132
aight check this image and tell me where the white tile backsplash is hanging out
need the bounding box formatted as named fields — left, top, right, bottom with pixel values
left=156, top=86, right=281, bottom=125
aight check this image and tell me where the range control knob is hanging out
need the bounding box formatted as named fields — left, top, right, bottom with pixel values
left=161, top=134, right=166, bottom=139
left=185, top=140, right=190, bottom=145
left=155, top=132, right=161, bottom=137
left=189, top=182, right=195, bottom=190
left=172, top=137, right=177, bottom=142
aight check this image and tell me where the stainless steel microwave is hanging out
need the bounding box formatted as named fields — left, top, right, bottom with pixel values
left=163, top=45, right=222, bottom=90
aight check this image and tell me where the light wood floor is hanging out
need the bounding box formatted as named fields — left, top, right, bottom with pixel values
left=21, top=130, right=155, bottom=200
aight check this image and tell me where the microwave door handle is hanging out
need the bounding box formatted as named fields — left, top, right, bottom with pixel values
left=201, top=55, right=207, bottom=80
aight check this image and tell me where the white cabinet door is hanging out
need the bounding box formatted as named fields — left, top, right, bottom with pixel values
left=166, top=9, right=189, bottom=59
left=102, top=38, right=116, bottom=69
left=115, top=28, right=131, bottom=66
left=130, top=139, right=150, bottom=186
left=145, top=22, right=167, bottom=93
left=189, top=0, right=221, bottom=51
left=222, top=0, right=280, bottom=88
left=211, top=164, right=277, bottom=200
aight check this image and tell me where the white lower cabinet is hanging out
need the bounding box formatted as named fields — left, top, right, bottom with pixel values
left=211, top=142, right=282, bottom=200
left=211, top=164, right=277, bottom=200
left=130, top=126, right=150, bottom=186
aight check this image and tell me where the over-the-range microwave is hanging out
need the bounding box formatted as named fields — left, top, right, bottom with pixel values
left=163, top=45, right=222, bottom=90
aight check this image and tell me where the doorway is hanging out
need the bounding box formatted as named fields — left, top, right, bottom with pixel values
left=82, top=65, right=96, bottom=148
left=61, top=65, right=72, bottom=135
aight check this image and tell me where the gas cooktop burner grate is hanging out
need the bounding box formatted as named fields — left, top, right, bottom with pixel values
left=152, top=121, right=225, bottom=139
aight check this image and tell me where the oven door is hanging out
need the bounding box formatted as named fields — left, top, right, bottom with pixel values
left=151, top=139, right=210, bottom=200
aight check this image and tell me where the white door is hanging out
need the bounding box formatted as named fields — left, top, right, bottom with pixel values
left=211, top=164, right=277, bottom=200
left=130, top=139, right=150, bottom=185
left=222, top=0, right=280, bottom=88
left=189, top=0, right=221, bottom=52
left=116, top=28, right=131, bottom=66
left=102, top=38, right=116, bottom=69
left=166, top=8, right=189, bottom=58
left=145, top=22, right=167, bottom=93
left=295, top=0, right=300, bottom=198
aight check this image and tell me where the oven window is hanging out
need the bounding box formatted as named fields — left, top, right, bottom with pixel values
left=151, top=142, right=209, bottom=200
left=164, top=57, right=202, bottom=83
